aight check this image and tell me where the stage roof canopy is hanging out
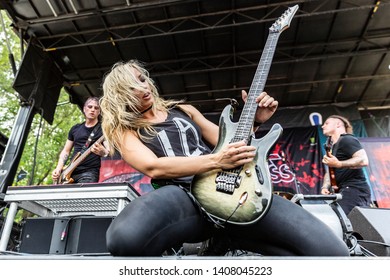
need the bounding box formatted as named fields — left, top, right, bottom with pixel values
left=1, top=0, right=390, bottom=115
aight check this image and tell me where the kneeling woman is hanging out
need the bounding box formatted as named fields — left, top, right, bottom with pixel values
left=100, top=60, right=349, bottom=257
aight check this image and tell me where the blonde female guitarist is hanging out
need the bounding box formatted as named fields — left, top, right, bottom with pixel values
left=321, top=115, right=371, bottom=215
left=52, top=97, right=109, bottom=184
left=99, top=56, right=349, bottom=255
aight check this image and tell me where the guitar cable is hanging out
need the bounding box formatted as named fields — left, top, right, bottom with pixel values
left=185, top=185, right=249, bottom=228
left=222, top=192, right=249, bottom=225
left=60, top=218, right=72, bottom=241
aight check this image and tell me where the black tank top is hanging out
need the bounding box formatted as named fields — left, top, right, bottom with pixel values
left=140, top=108, right=211, bottom=185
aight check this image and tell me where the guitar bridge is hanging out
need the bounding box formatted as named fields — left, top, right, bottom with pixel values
left=215, top=171, right=242, bottom=194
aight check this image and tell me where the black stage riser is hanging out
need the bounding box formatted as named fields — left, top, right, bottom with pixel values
left=348, top=207, right=390, bottom=256
left=18, top=217, right=113, bottom=255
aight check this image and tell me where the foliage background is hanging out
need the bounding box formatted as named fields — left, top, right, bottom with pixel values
left=0, top=11, right=84, bottom=187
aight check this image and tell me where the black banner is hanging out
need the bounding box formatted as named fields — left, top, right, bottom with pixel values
left=258, top=126, right=324, bottom=196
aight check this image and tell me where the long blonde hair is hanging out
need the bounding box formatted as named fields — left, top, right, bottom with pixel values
left=100, top=60, right=181, bottom=156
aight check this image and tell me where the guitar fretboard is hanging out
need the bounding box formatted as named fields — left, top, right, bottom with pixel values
left=231, top=31, right=281, bottom=143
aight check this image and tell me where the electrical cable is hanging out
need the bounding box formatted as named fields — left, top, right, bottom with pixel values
left=357, top=239, right=390, bottom=247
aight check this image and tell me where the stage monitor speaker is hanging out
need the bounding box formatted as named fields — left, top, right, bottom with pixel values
left=299, top=200, right=344, bottom=241
left=348, top=207, right=390, bottom=256
left=19, top=217, right=70, bottom=254
left=65, top=216, right=113, bottom=254
left=19, top=216, right=113, bottom=255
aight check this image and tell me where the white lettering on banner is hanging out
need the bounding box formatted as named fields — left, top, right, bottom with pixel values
left=268, top=153, right=295, bottom=184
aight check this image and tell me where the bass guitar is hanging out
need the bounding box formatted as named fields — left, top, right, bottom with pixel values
left=190, top=5, right=298, bottom=225
left=324, top=136, right=339, bottom=193
left=55, top=135, right=105, bottom=184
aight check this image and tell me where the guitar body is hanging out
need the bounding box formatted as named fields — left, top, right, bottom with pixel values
left=57, top=175, right=74, bottom=185
left=324, top=136, right=339, bottom=193
left=56, top=153, right=80, bottom=184
left=191, top=105, right=283, bottom=225
left=55, top=135, right=105, bottom=185
left=327, top=164, right=338, bottom=193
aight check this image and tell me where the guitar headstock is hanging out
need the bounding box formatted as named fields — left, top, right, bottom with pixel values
left=270, top=5, right=299, bottom=34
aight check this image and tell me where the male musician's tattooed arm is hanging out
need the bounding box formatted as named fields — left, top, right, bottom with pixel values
left=321, top=172, right=333, bottom=194
left=52, top=140, right=74, bottom=180
left=55, top=140, right=74, bottom=170
left=325, top=149, right=368, bottom=169
left=338, top=149, right=369, bottom=169
left=62, top=154, right=69, bottom=165
left=322, top=172, right=331, bottom=190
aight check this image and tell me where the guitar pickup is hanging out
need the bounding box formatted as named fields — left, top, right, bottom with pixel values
left=216, top=182, right=235, bottom=194
left=215, top=171, right=241, bottom=194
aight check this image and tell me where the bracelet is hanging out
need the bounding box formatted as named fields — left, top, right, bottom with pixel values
left=103, top=151, right=109, bottom=158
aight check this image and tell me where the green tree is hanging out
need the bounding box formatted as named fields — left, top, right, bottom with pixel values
left=0, top=12, right=20, bottom=132
left=0, top=11, right=83, bottom=187
left=16, top=94, right=84, bottom=186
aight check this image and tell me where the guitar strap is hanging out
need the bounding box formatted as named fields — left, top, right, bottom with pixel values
left=80, top=122, right=101, bottom=154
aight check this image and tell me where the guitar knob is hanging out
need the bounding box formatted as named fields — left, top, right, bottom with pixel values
left=255, top=189, right=262, bottom=196
left=245, top=169, right=251, bottom=176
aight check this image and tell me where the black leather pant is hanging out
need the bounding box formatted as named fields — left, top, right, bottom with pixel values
left=106, top=185, right=350, bottom=256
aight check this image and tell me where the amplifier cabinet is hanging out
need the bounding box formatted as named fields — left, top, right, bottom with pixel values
left=19, top=216, right=113, bottom=255
left=19, top=217, right=70, bottom=254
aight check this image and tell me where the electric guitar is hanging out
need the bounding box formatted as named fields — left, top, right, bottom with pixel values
left=190, top=5, right=298, bottom=225
left=55, top=135, right=105, bottom=184
left=324, top=136, right=339, bottom=193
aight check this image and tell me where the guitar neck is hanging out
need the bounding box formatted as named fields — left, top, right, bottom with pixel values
left=231, top=4, right=299, bottom=144
left=325, top=137, right=338, bottom=188
left=326, top=150, right=337, bottom=187
left=233, top=32, right=281, bottom=143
